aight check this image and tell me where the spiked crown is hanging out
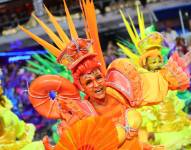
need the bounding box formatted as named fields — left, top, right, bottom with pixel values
left=20, top=0, right=106, bottom=73
left=118, top=6, right=164, bottom=66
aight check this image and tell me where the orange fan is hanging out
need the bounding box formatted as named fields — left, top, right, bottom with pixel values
left=54, top=116, right=119, bottom=150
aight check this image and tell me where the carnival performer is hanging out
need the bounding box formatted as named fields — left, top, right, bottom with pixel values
left=18, top=0, right=164, bottom=149
left=118, top=8, right=190, bottom=107
left=0, top=80, right=44, bottom=150
left=117, top=6, right=191, bottom=150
left=132, top=32, right=191, bottom=149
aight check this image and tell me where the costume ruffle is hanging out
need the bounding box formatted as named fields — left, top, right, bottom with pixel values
left=138, top=91, right=191, bottom=149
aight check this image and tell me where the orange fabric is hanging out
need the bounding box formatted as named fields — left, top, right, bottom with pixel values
left=106, top=87, right=130, bottom=108
left=91, top=93, right=126, bottom=124
left=160, top=68, right=189, bottom=91
left=92, top=90, right=142, bottom=149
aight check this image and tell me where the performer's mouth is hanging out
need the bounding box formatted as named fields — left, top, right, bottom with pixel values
left=95, top=87, right=104, bottom=94
left=155, top=67, right=161, bottom=71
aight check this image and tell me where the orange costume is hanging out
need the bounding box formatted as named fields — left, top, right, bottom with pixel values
left=20, top=0, right=147, bottom=149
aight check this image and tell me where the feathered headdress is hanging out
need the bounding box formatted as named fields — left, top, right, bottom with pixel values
left=19, top=0, right=106, bottom=74
left=117, top=6, right=163, bottom=67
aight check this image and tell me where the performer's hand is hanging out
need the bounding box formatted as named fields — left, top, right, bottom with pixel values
left=148, top=132, right=155, bottom=141
left=126, top=128, right=138, bottom=140
left=42, top=136, right=54, bottom=150
left=59, top=110, right=72, bottom=122
left=152, top=145, right=165, bottom=150
left=64, top=100, right=81, bottom=112
left=142, top=143, right=165, bottom=150
left=64, top=100, right=87, bottom=118
left=129, top=99, right=143, bottom=107
left=59, top=111, right=80, bottom=127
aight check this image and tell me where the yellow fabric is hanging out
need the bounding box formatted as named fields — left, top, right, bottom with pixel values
left=138, top=91, right=191, bottom=149
left=126, top=109, right=142, bottom=129
left=1, top=95, right=13, bottom=109
left=116, top=125, right=126, bottom=145
left=0, top=96, right=44, bottom=150
left=21, top=141, right=45, bottom=150
left=138, top=68, right=168, bottom=105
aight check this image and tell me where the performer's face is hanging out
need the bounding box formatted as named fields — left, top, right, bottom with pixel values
left=146, top=56, right=163, bottom=72
left=80, top=68, right=106, bottom=101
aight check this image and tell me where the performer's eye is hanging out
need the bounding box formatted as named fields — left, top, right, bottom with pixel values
left=86, top=80, right=92, bottom=86
left=96, top=75, right=102, bottom=81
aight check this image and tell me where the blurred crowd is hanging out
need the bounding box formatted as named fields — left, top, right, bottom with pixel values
left=104, top=27, right=191, bottom=67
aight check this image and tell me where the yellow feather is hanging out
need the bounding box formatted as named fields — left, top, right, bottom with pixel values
left=136, top=5, right=145, bottom=40
left=32, top=14, right=65, bottom=50
left=117, top=42, right=139, bottom=65
left=120, top=10, right=138, bottom=48
left=128, top=15, right=139, bottom=41
left=63, top=0, right=78, bottom=39
left=19, top=25, right=61, bottom=57
left=44, top=5, right=70, bottom=45
left=128, top=14, right=142, bottom=54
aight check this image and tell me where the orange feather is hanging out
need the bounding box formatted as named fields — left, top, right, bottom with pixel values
left=80, top=0, right=106, bottom=74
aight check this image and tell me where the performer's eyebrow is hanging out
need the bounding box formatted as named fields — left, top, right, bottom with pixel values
left=82, top=74, right=92, bottom=79
left=93, top=69, right=100, bottom=74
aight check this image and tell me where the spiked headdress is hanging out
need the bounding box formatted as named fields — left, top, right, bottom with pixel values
left=19, top=0, right=106, bottom=74
left=117, top=6, right=163, bottom=67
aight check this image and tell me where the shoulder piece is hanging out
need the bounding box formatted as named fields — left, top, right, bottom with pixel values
left=106, top=58, right=143, bottom=107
